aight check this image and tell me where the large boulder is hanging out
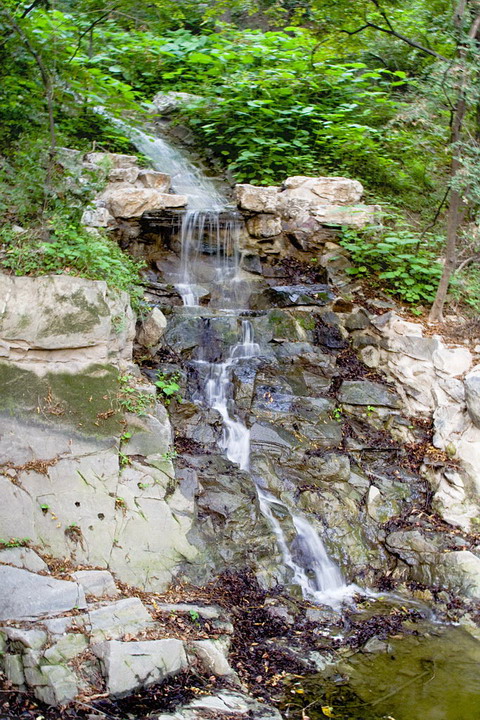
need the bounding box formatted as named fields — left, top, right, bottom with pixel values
left=100, top=188, right=187, bottom=218
left=235, top=184, right=280, bottom=213
left=0, top=274, right=134, bottom=372
left=282, top=175, right=364, bottom=204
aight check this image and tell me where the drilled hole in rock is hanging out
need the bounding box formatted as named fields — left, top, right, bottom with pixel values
left=88, top=525, right=94, bottom=531
left=98, top=513, right=105, bottom=520
left=75, top=501, right=80, bottom=507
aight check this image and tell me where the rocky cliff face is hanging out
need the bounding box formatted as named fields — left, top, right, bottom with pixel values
left=1, top=160, right=480, bottom=716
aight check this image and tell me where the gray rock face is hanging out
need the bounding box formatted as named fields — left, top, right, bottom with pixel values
left=0, top=274, right=134, bottom=371
left=71, top=570, right=118, bottom=598
left=283, top=175, right=364, bottom=205
left=152, top=91, right=202, bottom=114
left=157, top=691, right=283, bottom=719
left=92, top=638, right=187, bottom=696
left=0, top=566, right=86, bottom=621
left=338, top=380, right=400, bottom=408
left=137, top=307, right=167, bottom=348
left=465, top=365, right=480, bottom=428
left=88, top=598, right=153, bottom=641
left=0, top=547, right=48, bottom=573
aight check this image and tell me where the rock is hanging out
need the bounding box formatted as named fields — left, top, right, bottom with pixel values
left=338, top=380, right=400, bottom=408
left=102, top=188, right=187, bottom=218
left=283, top=176, right=364, bottom=205
left=0, top=566, right=86, bottom=621
left=311, top=204, right=379, bottom=229
left=0, top=547, right=48, bottom=573
left=190, top=639, right=235, bottom=677
left=4, top=654, right=25, bottom=686
left=1, top=627, right=47, bottom=649
left=153, top=603, right=222, bottom=620
left=137, top=307, right=167, bottom=348
left=432, top=345, right=472, bottom=376
left=385, top=530, right=440, bottom=566
left=152, top=91, right=202, bottom=114
left=92, top=638, right=187, bottom=696
left=246, top=214, right=282, bottom=238
left=415, top=551, right=480, bottom=600
left=32, top=664, right=78, bottom=706
left=71, top=570, right=119, bottom=598
left=345, top=309, right=370, bottom=332
left=234, top=184, right=280, bottom=213
left=138, top=170, right=171, bottom=191
left=465, top=365, right=480, bottom=428
left=180, top=691, right=283, bottom=719
left=108, top=167, right=139, bottom=184
left=43, top=632, right=88, bottom=663
left=0, top=274, right=134, bottom=371
left=84, top=152, right=138, bottom=169
left=88, top=598, right=153, bottom=641
left=307, top=453, right=350, bottom=483
left=81, top=206, right=115, bottom=227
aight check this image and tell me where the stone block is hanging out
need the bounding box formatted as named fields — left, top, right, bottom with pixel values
left=108, top=167, right=139, bottom=184
left=246, top=214, right=282, bottom=238
left=92, top=638, right=187, bottom=696
left=103, top=188, right=187, bottom=218
left=0, top=567, right=86, bottom=621
left=4, top=654, right=25, bottom=685
left=137, top=308, right=167, bottom=348
left=88, top=598, right=153, bottom=641
left=235, top=184, right=280, bottom=213
left=0, top=547, right=47, bottom=573
left=338, top=380, right=400, bottom=408
left=283, top=176, right=364, bottom=205
left=465, top=365, right=480, bottom=428
left=72, top=570, right=119, bottom=598
left=138, top=170, right=171, bottom=191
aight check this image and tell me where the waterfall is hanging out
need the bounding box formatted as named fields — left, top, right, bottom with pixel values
left=128, top=121, right=358, bottom=608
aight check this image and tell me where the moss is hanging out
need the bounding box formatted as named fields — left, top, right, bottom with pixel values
left=38, top=289, right=110, bottom=338
left=0, top=361, right=124, bottom=437
left=267, top=309, right=298, bottom=340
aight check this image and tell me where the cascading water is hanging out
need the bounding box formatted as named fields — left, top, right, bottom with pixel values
left=128, top=120, right=358, bottom=608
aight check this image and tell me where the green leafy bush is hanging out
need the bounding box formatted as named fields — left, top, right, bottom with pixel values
left=0, top=217, right=144, bottom=306
left=340, top=225, right=443, bottom=304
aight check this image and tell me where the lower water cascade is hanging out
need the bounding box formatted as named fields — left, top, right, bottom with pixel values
left=129, top=121, right=360, bottom=608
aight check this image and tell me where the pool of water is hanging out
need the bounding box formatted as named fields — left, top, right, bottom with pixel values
left=288, top=625, right=480, bottom=720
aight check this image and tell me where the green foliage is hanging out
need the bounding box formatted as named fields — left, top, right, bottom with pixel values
left=155, top=372, right=182, bottom=404
left=340, top=225, right=443, bottom=304
left=0, top=217, right=143, bottom=306
left=451, top=266, right=480, bottom=315
left=117, top=375, right=155, bottom=415
left=0, top=537, right=30, bottom=549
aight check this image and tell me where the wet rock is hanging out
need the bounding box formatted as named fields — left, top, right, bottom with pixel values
left=345, top=309, right=371, bottom=332
left=152, top=91, right=202, bottom=114
left=307, top=452, right=350, bottom=483
left=71, top=570, right=119, bottom=598
left=464, top=364, right=480, bottom=428
left=0, top=567, right=86, bottom=621
left=385, top=530, right=440, bottom=566
left=92, top=638, right=187, bottom=696
left=0, top=547, right=48, bottom=573
left=136, top=307, right=167, bottom=348
left=338, top=380, right=400, bottom=408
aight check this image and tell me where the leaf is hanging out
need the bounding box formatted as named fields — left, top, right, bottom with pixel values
left=321, top=707, right=336, bottom=717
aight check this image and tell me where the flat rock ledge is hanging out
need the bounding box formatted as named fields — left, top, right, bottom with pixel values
left=0, top=563, right=237, bottom=708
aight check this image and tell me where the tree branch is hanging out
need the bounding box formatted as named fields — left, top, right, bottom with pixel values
left=68, top=7, right=119, bottom=63
left=340, top=21, right=448, bottom=61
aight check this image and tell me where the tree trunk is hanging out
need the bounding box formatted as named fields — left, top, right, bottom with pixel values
left=428, top=9, right=480, bottom=322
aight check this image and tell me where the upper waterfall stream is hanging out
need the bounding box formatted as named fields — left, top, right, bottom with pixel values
left=129, top=122, right=359, bottom=608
